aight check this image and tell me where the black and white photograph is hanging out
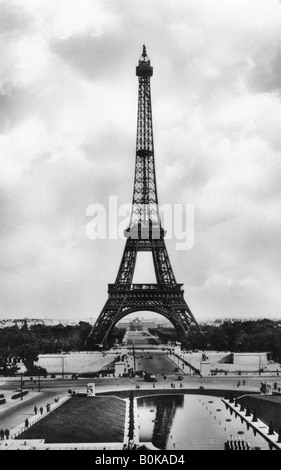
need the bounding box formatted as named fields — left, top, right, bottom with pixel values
left=0, top=0, right=281, bottom=454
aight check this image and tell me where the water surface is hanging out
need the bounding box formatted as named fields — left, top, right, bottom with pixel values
left=137, top=394, right=270, bottom=450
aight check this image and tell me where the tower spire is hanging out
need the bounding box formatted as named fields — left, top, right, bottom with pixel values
left=142, top=44, right=147, bottom=59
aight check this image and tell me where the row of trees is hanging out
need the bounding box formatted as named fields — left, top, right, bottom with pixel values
left=2, top=318, right=281, bottom=373
left=149, top=319, right=281, bottom=362
left=0, top=322, right=126, bottom=374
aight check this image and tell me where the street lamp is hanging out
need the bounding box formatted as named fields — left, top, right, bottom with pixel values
left=132, top=344, right=136, bottom=372
left=20, top=372, right=23, bottom=401
left=62, top=356, right=65, bottom=380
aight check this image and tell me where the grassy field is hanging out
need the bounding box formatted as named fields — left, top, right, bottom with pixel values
left=16, top=396, right=126, bottom=443
left=238, top=395, right=281, bottom=433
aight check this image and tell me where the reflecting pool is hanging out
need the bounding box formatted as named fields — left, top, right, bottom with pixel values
left=137, top=395, right=270, bottom=450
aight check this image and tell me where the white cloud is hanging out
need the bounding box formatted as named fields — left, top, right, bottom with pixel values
left=0, top=0, right=281, bottom=321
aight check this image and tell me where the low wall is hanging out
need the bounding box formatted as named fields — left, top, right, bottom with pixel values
left=36, top=352, right=117, bottom=374
left=232, top=353, right=268, bottom=368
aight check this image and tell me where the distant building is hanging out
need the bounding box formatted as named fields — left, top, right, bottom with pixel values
left=117, top=316, right=171, bottom=332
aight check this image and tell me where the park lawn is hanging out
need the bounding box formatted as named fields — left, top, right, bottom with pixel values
left=16, top=396, right=126, bottom=443
left=238, top=395, right=281, bottom=433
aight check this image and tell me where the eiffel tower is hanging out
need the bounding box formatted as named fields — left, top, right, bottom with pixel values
left=86, top=46, right=199, bottom=350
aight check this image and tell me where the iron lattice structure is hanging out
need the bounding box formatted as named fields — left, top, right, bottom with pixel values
left=86, top=46, right=199, bottom=349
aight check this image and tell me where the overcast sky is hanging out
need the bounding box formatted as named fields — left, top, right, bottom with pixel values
left=0, top=0, right=281, bottom=322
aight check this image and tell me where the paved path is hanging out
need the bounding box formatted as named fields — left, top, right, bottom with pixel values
left=135, top=351, right=179, bottom=375
left=0, top=390, right=64, bottom=430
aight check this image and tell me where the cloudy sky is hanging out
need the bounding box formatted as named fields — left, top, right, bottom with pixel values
left=0, top=0, right=281, bottom=322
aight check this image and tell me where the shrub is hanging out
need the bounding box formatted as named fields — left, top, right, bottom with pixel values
left=252, top=410, right=258, bottom=422
left=268, top=421, right=274, bottom=435
left=25, top=366, right=47, bottom=377
left=11, top=391, right=28, bottom=400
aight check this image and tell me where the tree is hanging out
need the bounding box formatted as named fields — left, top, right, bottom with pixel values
left=15, top=344, right=39, bottom=370
left=26, top=365, right=47, bottom=377
left=268, top=421, right=274, bottom=435
left=252, top=410, right=258, bottom=422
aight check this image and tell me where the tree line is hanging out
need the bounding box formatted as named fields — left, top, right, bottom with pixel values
left=0, top=321, right=126, bottom=375
left=149, top=319, right=281, bottom=362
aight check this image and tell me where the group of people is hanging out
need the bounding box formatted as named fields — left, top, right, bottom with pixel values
left=273, top=382, right=281, bottom=393
left=170, top=382, right=183, bottom=389
left=225, top=436, right=251, bottom=450
left=237, top=380, right=246, bottom=388
left=34, top=405, right=45, bottom=415
left=135, top=381, right=184, bottom=389
left=23, top=403, right=52, bottom=430
left=0, top=429, right=9, bottom=440
left=22, top=404, right=52, bottom=430
left=1, top=400, right=56, bottom=443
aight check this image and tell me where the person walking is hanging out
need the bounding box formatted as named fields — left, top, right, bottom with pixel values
left=4, top=429, right=9, bottom=440
left=25, top=419, right=29, bottom=429
left=34, top=405, right=38, bottom=415
left=0, top=429, right=4, bottom=440
left=40, top=406, right=43, bottom=415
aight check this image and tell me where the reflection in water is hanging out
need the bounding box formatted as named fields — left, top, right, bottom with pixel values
left=137, top=395, right=270, bottom=451
left=138, top=396, right=184, bottom=449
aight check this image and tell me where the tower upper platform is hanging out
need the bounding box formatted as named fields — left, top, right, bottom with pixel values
left=136, top=45, right=153, bottom=77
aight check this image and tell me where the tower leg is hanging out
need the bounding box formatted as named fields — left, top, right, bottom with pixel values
left=86, top=289, right=198, bottom=350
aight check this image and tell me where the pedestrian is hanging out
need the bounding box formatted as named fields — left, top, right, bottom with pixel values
left=25, top=419, right=29, bottom=429
left=0, top=429, right=4, bottom=440
left=40, top=406, right=43, bottom=415
left=4, top=429, right=9, bottom=440
left=34, top=406, right=38, bottom=415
